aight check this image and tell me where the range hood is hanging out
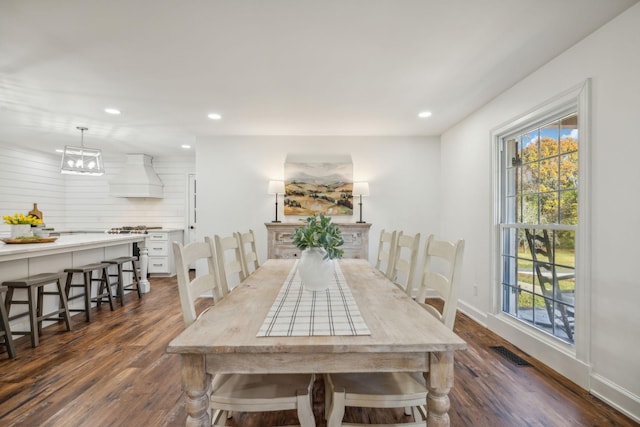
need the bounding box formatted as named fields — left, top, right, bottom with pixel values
left=109, top=154, right=164, bottom=198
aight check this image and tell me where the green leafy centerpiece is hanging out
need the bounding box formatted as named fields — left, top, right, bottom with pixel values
left=292, top=214, right=344, bottom=291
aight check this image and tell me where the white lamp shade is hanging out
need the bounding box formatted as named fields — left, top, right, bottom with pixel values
left=352, top=182, right=369, bottom=197
left=268, top=180, right=285, bottom=194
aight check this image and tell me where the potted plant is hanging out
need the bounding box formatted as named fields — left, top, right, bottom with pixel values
left=3, top=213, right=42, bottom=238
left=292, top=214, right=344, bottom=292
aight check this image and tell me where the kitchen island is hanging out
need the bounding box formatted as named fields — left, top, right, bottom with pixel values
left=1, top=233, right=149, bottom=331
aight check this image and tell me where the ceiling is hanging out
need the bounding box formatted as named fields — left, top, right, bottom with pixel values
left=1, top=0, right=637, bottom=157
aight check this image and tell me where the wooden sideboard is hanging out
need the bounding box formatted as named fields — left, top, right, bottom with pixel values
left=265, top=222, right=372, bottom=260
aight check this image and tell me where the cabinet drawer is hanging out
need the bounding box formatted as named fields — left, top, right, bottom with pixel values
left=148, top=233, right=168, bottom=241
left=273, top=247, right=301, bottom=259
left=148, top=257, right=168, bottom=273
left=148, top=241, right=168, bottom=256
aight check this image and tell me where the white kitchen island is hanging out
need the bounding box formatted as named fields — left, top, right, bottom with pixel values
left=1, top=233, right=149, bottom=331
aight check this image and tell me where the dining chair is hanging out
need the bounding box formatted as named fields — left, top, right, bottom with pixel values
left=389, top=231, right=421, bottom=297
left=214, top=233, right=247, bottom=296
left=414, top=234, right=465, bottom=330
left=236, top=229, right=260, bottom=277
left=325, top=234, right=465, bottom=427
left=173, top=238, right=316, bottom=427
left=374, top=229, right=397, bottom=279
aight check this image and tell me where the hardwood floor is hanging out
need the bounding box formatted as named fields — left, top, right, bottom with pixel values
left=0, top=276, right=637, bottom=427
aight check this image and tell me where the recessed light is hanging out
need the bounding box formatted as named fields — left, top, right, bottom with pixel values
left=105, top=108, right=121, bottom=115
left=181, top=144, right=191, bottom=149
left=55, top=149, right=64, bottom=153
left=207, top=113, right=222, bottom=120
left=418, top=111, right=432, bottom=118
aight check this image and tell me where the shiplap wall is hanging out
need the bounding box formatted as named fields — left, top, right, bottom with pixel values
left=0, top=144, right=195, bottom=233
left=0, top=146, right=66, bottom=234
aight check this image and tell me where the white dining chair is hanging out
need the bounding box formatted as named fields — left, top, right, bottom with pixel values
left=389, top=231, right=421, bottom=296
left=325, top=234, right=465, bottom=427
left=414, top=235, right=465, bottom=330
left=214, top=233, right=247, bottom=295
left=236, top=229, right=260, bottom=277
left=173, top=237, right=316, bottom=427
left=374, top=229, right=397, bottom=279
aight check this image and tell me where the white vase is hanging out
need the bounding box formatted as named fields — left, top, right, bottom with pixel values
left=298, top=248, right=335, bottom=292
left=10, top=224, right=33, bottom=238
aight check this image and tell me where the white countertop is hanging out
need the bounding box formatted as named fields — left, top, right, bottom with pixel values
left=0, top=233, right=146, bottom=262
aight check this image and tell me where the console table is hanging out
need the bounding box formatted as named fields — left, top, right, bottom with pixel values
left=265, top=222, right=371, bottom=260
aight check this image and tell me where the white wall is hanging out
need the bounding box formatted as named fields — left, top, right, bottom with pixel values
left=0, top=146, right=66, bottom=234
left=440, top=3, right=640, bottom=421
left=0, top=145, right=195, bottom=232
left=194, top=135, right=441, bottom=268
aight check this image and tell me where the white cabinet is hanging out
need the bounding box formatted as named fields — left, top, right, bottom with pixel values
left=146, top=229, right=183, bottom=277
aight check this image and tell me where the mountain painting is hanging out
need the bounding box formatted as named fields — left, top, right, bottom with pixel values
left=284, top=162, right=353, bottom=215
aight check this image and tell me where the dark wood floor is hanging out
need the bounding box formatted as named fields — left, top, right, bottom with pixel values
left=0, top=276, right=637, bottom=427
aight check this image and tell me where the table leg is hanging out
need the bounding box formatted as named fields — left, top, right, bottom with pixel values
left=425, top=350, right=454, bottom=427
left=181, top=354, right=211, bottom=427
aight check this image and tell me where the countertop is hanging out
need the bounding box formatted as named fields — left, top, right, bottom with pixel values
left=0, top=233, right=146, bottom=262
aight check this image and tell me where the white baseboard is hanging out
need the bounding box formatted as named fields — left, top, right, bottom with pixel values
left=457, top=299, right=488, bottom=326
left=591, top=373, right=640, bottom=423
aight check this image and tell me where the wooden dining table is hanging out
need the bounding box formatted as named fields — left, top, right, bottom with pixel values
left=166, top=258, right=467, bottom=426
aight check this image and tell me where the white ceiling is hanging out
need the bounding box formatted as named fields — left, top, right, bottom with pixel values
left=1, top=0, right=637, bottom=157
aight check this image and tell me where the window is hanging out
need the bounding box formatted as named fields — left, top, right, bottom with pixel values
left=500, top=112, right=578, bottom=344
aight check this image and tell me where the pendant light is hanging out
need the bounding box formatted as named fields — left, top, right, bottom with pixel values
left=60, top=126, right=105, bottom=176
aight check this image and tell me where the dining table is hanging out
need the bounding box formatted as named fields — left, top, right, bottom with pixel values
left=166, top=258, right=467, bottom=427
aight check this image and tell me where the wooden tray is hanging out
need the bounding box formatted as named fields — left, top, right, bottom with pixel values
left=1, top=237, right=58, bottom=244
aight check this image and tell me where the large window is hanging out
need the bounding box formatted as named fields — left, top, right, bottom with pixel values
left=500, top=112, right=578, bottom=344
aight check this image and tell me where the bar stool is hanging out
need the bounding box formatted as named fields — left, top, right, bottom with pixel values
left=103, top=256, right=142, bottom=306
left=0, top=285, right=16, bottom=359
left=63, top=262, right=115, bottom=322
left=2, top=272, right=72, bottom=348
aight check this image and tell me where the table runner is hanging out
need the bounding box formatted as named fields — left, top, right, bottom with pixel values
left=257, top=261, right=370, bottom=337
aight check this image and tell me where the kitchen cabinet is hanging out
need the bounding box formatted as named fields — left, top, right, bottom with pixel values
left=265, top=222, right=371, bottom=260
left=146, top=229, right=183, bottom=277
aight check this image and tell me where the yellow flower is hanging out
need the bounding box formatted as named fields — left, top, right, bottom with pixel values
left=3, top=213, right=42, bottom=225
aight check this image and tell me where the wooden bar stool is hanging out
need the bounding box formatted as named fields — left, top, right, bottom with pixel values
left=0, top=285, right=17, bottom=359
left=63, top=262, right=115, bottom=322
left=103, top=256, right=142, bottom=306
left=2, top=272, right=72, bottom=348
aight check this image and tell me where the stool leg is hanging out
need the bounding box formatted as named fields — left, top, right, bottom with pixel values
left=117, top=264, right=125, bottom=306
left=83, top=271, right=92, bottom=322
left=56, top=279, right=72, bottom=331
left=29, top=285, right=39, bottom=348
left=132, top=261, right=142, bottom=298
left=0, top=299, right=16, bottom=358
left=101, top=267, right=115, bottom=311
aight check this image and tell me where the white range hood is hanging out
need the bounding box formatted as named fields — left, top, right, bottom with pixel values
left=109, top=154, right=164, bottom=198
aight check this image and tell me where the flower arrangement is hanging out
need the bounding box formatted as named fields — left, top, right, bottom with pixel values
left=292, top=214, right=344, bottom=260
left=3, top=213, right=43, bottom=225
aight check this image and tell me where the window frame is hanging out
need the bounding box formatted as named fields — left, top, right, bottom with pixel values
left=490, top=80, right=591, bottom=365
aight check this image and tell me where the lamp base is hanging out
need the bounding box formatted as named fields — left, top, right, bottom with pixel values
left=271, top=220, right=282, bottom=223
left=356, top=221, right=366, bottom=224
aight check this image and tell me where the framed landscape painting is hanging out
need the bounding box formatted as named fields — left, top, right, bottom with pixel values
left=284, top=162, right=353, bottom=216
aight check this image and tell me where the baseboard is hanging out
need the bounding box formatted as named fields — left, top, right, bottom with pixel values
left=457, top=299, right=488, bottom=327
left=591, top=373, right=640, bottom=423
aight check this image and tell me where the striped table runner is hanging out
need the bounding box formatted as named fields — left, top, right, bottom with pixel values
left=257, top=261, right=371, bottom=337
